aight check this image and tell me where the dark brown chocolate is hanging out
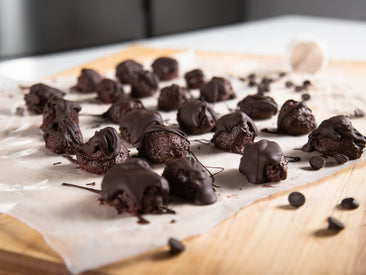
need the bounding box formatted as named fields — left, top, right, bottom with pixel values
left=158, top=84, right=189, bottom=111
left=200, top=77, right=236, bottom=103
left=115, top=59, right=143, bottom=84
left=239, top=139, right=288, bottom=184
left=151, top=57, right=179, bottom=81
left=184, top=69, right=207, bottom=89
left=96, top=78, right=124, bottom=103
left=130, top=70, right=159, bottom=98
left=75, top=68, right=102, bottom=93
left=288, top=192, right=306, bottom=207
left=103, top=98, right=145, bottom=124
left=237, top=94, right=278, bottom=120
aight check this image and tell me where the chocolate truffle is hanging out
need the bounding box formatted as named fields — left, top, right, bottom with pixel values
left=151, top=57, right=179, bottom=81
left=177, top=100, right=218, bottom=134
left=119, top=109, right=164, bottom=147
left=76, top=127, right=129, bottom=174
left=158, top=84, right=189, bottom=111
left=212, top=111, right=258, bottom=154
left=277, top=99, right=316, bottom=135
left=138, top=125, right=190, bottom=164
left=200, top=77, right=236, bottom=103
left=24, top=83, right=65, bottom=114
left=237, top=94, right=278, bottom=120
left=162, top=157, right=217, bottom=205
left=302, top=115, right=366, bottom=159
left=75, top=68, right=102, bottom=93
left=115, top=59, right=143, bottom=84
left=130, top=70, right=159, bottom=98
left=184, top=69, right=207, bottom=89
left=103, top=98, right=145, bottom=124
left=96, top=78, right=124, bottom=103
left=239, top=139, right=288, bottom=184
left=101, top=158, right=170, bottom=214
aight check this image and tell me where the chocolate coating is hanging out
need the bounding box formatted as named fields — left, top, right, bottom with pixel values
left=130, top=70, right=159, bottom=98
left=151, top=57, right=179, bottom=81
left=239, top=139, right=288, bottom=184
left=302, top=115, right=366, bottom=159
left=177, top=100, right=218, bottom=134
left=200, top=77, right=236, bottom=103
left=75, top=68, right=102, bottom=93
left=162, top=157, right=217, bottom=205
left=115, top=59, right=143, bottom=84
left=158, top=84, right=189, bottom=111
left=24, top=83, right=65, bottom=114
left=237, top=94, right=278, bottom=120
left=277, top=99, right=316, bottom=135
left=119, top=109, right=164, bottom=147
left=103, top=98, right=145, bottom=124
left=184, top=69, right=207, bottom=89
left=138, top=125, right=190, bottom=164
left=76, top=127, right=129, bottom=174
left=96, top=78, right=124, bottom=103
left=101, top=158, right=169, bottom=214
left=212, top=111, right=258, bottom=154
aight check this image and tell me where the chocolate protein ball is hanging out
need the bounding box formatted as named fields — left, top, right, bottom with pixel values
left=130, top=70, right=159, bottom=98
left=184, top=69, right=207, bottom=89
left=212, top=111, right=258, bottom=154
left=119, top=109, right=164, bottom=147
left=277, top=99, right=316, bottom=135
left=162, top=157, right=217, bottom=205
left=101, top=158, right=170, bottom=214
left=115, top=59, right=143, bottom=84
left=177, top=100, right=218, bottom=135
left=138, top=125, right=190, bottom=164
left=158, top=84, right=189, bottom=111
left=24, top=83, right=65, bottom=114
left=237, top=94, right=278, bottom=120
left=103, top=98, right=145, bottom=124
left=151, top=57, right=179, bottom=81
left=239, top=139, right=288, bottom=184
left=302, top=115, right=366, bottom=160
left=76, top=127, right=129, bottom=174
left=200, top=77, right=236, bottom=103
left=96, top=78, right=124, bottom=103
left=75, top=68, right=102, bottom=93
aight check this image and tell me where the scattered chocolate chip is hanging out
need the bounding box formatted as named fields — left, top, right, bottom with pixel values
left=295, top=85, right=303, bottom=92
left=279, top=72, right=287, bottom=78
left=52, top=162, right=62, bottom=166
left=309, top=156, right=325, bottom=170
left=288, top=192, right=305, bottom=207
left=334, top=153, right=349, bottom=164
left=303, top=80, right=312, bottom=87
left=168, top=238, right=185, bottom=255
left=248, top=73, right=256, bottom=79
left=301, top=93, right=311, bottom=101
left=341, top=197, right=359, bottom=210
left=15, top=106, right=25, bottom=116
left=86, top=182, right=96, bottom=186
left=285, top=81, right=293, bottom=88
left=248, top=79, right=256, bottom=87
left=170, top=219, right=177, bottom=224
left=327, top=217, right=345, bottom=231
left=354, top=108, right=365, bottom=118
left=239, top=77, right=246, bottom=82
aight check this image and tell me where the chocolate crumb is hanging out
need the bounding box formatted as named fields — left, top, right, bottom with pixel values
left=309, top=156, right=325, bottom=170
left=279, top=72, right=287, bottom=78
left=285, top=81, right=293, bottom=88
left=86, top=182, right=96, bottom=186
left=248, top=73, right=256, bottom=79
left=263, top=184, right=274, bottom=188
left=286, top=156, right=301, bottom=162
left=248, top=79, right=256, bottom=87
left=261, top=128, right=278, bottom=134
left=340, top=197, right=359, bottom=210
left=301, top=93, right=311, bottom=101
left=327, top=217, right=345, bottom=231
left=288, top=192, right=305, bottom=207
left=15, top=107, right=25, bottom=116
left=168, top=238, right=185, bottom=255
left=53, top=162, right=62, bottom=166
left=354, top=108, right=365, bottom=118
left=295, top=85, right=303, bottom=92
left=303, top=80, right=312, bottom=87
left=170, top=219, right=177, bottom=224
left=334, top=153, right=349, bottom=164
left=239, top=77, right=246, bottom=82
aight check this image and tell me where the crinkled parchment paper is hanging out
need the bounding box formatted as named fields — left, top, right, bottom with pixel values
left=0, top=51, right=365, bottom=274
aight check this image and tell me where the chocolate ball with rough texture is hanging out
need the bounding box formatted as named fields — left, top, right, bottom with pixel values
left=130, top=70, right=159, bottom=98
left=103, top=98, right=145, bottom=124
left=96, top=78, right=124, bottom=103
left=200, top=77, right=236, bottom=103
left=115, top=59, right=143, bottom=84
left=75, top=68, right=102, bottom=93
left=151, top=57, right=179, bottom=81
left=158, top=84, right=189, bottom=111
left=237, top=94, right=278, bottom=120
left=184, top=69, right=207, bottom=89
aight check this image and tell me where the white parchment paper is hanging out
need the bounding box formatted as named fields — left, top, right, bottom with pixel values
left=0, top=51, right=365, bottom=274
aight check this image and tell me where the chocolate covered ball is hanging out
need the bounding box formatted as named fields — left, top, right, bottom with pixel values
left=212, top=111, right=258, bottom=154
left=200, top=77, right=236, bottom=103
left=277, top=99, right=316, bottom=135
left=239, top=139, right=288, bottom=184
left=96, top=78, right=124, bottom=103
left=115, top=59, right=143, bottom=84
left=103, top=98, right=145, bottom=124
left=75, top=68, right=102, bottom=93
left=130, top=70, right=159, bottom=98
left=151, top=57, right=179, bottom=81
left=237, top=94, right=278, bottom=120
left=184, top=69, right=207, bottom=89
left=158, top=84, right=189, bottom=111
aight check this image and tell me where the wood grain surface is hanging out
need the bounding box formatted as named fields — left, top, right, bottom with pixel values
left=1, top=47, right=365, bottom=275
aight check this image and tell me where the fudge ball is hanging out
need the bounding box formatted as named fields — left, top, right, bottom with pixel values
left=302, top=115, right=366, bottom=160
left=277, top=99, right=316, bottom=135
left=158, top=84, right=189, bottom=111
left=200, top=77, right=236, bottom=103
left=103, top=98, right=145, bottom=124
left=96, top=78, right=124, bottom=103
left=130, top=70, right=159, bottom=98
left=212, top=111, right=258, bottom=154
left=101, top=158, right=170, bottom=214
left=75, top=68, right=102, bottom=93
left=151, top=57, right=179, bottom=81
left=177, top=100, right=218, bottom=135
left=138, top=125, right=190, bottom=164
left=237, top=94, right=278, bottom=120
left=239, top=139, right=288, bottom=184
left=24, top=83, right=65, bottom=114
left=184, top=69, right=207, bottom=89
left=76, top=127, right=129, bottom=174
left=119, top=109, right=164, bottom=147
left=162, top=157, right=217, bottom=205
left=115, top=59, right=143, bottom=84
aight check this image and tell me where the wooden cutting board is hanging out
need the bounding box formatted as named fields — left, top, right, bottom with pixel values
left=1, top=47, right=366, bottom=275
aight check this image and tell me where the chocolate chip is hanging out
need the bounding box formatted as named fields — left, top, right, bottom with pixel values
left=295, top=85, right=303, bottom=92
left=288, top=191, right=306, bottom=207
left=334, top=153, right=349, bottom=164
left=248, top=73, right=256, bottom=79
left=285, top=81, right=293, bottom=88
left=303, top=80, right=312, bottom=87
left=257, top=83, right=268, bottom=94
left=354, top=108, right=365, bottom=118
left=301, top=93, right=311, bottom=101
left=248, top=79, right=256, bottom=87
left=239, top=77, right=246, bottom=82
left=327, top=217, right=345, bottom=231
left=341, top=197, right=359, bottom=210
left=279, top=72, right=287, bottom=78
left=309, top=156, right=325, bottom=170
left=168, top=238, right=185, bottom=255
